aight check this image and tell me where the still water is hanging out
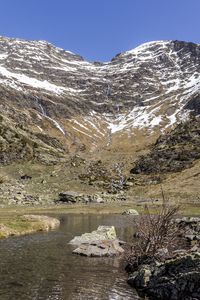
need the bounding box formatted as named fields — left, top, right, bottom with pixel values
left=0, top=214, right=141, bottom=300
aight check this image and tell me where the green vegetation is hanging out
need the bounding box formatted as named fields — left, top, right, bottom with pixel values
left=0, top=210, right=60, bottom=238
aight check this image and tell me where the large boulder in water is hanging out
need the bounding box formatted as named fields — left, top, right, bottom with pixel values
left=69, top=226, right=124, bottom=257
left=69, top=226, right=117, bottom=245
left=73, top=239, right=124, bottom=257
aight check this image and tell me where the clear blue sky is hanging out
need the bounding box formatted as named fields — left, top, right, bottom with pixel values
left=0, top=0, right=199, bottom=61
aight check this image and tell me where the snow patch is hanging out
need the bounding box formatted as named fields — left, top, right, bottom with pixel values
left=50, top=119, right=65, bottom=135
left=107, top=106, right=163, bottom=133
left=0, top=53, right=8, bottom=60
left=0, top=66, right=65, bottom=94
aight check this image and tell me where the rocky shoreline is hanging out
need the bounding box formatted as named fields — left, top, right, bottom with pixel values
left=126, top=217, right=200, bottom=300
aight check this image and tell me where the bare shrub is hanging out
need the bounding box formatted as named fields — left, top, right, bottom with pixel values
left=128, top=196, right=181, bottom=266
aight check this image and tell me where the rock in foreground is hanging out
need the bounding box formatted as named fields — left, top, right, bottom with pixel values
left=73, top=239, right=124, bottom=257
left=70, top=226, right=124, bottom=257
left=127, top=252, right=200, bottom=300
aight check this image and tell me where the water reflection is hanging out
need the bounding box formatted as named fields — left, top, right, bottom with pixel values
left=0, top=214, right=140, bottom=300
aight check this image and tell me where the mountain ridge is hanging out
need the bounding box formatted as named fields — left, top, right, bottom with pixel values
left=0, top=36, right=199, bottom=158
left=0, top=36, right=200, bottom=203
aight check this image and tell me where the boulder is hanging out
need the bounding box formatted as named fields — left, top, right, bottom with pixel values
left=69, top=225, right=124, bottom=257
left=20, top=174, right=32, bottom=180
left=91, top=194, right=105, bottom=203
left=69, top=225, right=117, bottom=245
left=73, top=239, right=124, bottom=257
left=122, top=209, right=139, bottom=216
left=58, top=191, right=80, bottom=203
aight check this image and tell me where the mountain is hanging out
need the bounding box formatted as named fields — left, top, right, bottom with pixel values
left=0, top=36, right=199, bottom=161
left=0, top=36, right=200, bottom=203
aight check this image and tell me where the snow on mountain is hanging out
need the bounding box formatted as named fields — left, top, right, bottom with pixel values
left=0, top=36, right=199, bottom=149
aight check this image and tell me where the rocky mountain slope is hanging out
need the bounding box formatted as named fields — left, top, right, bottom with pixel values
left=0, top=36, right=200, bottom=203
left=131, top=116, right=200, bottom=175
left=0, top=36, right=199, bottom=159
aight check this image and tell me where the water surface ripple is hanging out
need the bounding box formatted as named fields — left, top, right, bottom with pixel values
left=0, top=214, right=140, bottom=300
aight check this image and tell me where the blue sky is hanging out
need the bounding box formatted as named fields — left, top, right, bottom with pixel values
left=0, top=0, right=199, bottom=61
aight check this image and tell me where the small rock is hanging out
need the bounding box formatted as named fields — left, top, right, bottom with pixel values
left=20, top=175, right=32, bottom=180
left=122, top=209, right=139, bottom=216
left=125, top=182, right=134, bottom=187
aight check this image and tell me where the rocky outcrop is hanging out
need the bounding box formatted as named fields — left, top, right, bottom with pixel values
left=184, top=94, right=200, bottom=116
left=131, top=116, right=200, bottom=175
left=57, top=191, right=127, bottom=204
left=127, top=253, right=200, bottom=300
left=0, top=178, right=49, bottom=206
left=126, top=216, right=200, bottom=299
left=175, top=217, right=200, bottom=243
left=57, top=192, right=104, bottom=204
left=0, top=116, right=66, bottom=165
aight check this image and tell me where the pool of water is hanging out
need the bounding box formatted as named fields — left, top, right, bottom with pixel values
left=0, top=214, right=141, bottom=300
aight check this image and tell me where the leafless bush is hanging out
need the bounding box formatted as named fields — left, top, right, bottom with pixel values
left=128, top=196, right=181, bottom=265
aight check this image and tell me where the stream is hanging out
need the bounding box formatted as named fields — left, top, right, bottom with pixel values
left=0, top=214, right=141, bottom=300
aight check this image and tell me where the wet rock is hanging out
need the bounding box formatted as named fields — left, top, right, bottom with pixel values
left=69, top=226, right=117, bottom=245
left=73, top=239, right=124, bottom=257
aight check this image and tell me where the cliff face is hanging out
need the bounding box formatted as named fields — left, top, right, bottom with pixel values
left=0, top=36, right=199, bottom=161
left=130, top=116, right=200, bottom=175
